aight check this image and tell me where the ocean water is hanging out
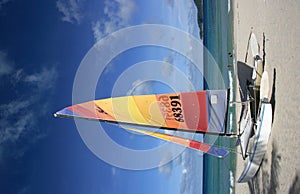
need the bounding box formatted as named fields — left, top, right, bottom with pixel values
left=194, top=0, right=237, bottom=193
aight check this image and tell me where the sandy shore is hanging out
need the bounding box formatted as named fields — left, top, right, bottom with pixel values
left=233, top=0, right=300, bottom=193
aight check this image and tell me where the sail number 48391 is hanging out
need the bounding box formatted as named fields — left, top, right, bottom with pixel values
left=158, top=95, right=184, bottom=122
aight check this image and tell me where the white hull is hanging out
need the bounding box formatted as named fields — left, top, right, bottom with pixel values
left=239, top=101, right=253, bottom=159
left=238, top=102, right=272, bottom=183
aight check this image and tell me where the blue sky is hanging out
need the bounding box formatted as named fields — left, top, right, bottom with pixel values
left=0, top=0, right=204, bottom=193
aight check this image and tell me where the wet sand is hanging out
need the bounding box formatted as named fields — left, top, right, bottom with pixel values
left=233, top=0, right=300, bottom=193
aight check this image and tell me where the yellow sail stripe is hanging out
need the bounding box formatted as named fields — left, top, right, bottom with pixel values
left=94, top=95, right=166, bottom=127
left=127, top=96, right=148, bottom=124
left=132, top=95, right=166, bottom=127
left=94, top=98, right=114, bottom=117
left=125, top=127, right=172, bottom=141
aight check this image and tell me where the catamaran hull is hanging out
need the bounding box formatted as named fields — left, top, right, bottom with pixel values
left=238, top=103, right=272, bottom=183
left=239, top=101, right=253, bottom=160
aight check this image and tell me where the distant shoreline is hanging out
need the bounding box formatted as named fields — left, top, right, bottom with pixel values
left=193, top=0, right=203, bottom=39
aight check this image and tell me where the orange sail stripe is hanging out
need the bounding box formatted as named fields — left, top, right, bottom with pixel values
left=124, top=127, right=229, bottom=158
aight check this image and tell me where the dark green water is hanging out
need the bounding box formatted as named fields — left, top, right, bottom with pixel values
left=194, top=0, right=238, bottom=193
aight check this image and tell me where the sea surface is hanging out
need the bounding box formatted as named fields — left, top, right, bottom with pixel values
left=194, top=0, right=238, bottom=193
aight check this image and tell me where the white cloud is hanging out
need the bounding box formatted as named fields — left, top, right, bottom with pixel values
left=111, top=167, right=117, bottom=176
left=0, top=61, right=57, bottom=161
left=91, top=21, right=103, bottom=42
left=0, top=99, right=31, bottom=116
left=180, top=150, right=203, bottom=194
left=0, top=97, right=48, bottom=163
left=56, top=0, right=82, bottom=24
left=0, top=51, right=13, bottom=77
left=12, top=69, right=23, bottom=83
left=158, top=152, right=174, bottom=178
left=91, top=0, right=136, bottom=42
left=162, top=55, right=175, bottom=77
left=165, top=0, right=175, bottom=7
left=23, top=67, right=58, bottom=90
left=126, top=79, right=153, bottom=95
left=0, top=0, right=12, bottom=11
left=0, top=106, right=35, bottom=143
left=17, top=186, right=31, bottom=194
left=163, top=55, right=174, bottom=64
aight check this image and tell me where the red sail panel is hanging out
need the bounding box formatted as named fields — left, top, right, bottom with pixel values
left=155, top=91, right=208, bottom=132
left=181, top=92, right=208, bottom=132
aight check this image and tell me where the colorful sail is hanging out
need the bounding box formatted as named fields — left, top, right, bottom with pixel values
left=125, top=127, right=229, bottom=158
left=55, top=90, right=228, bottom=133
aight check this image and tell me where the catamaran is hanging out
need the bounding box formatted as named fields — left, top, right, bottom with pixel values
left=236, top=33, right=272, bottom=182
left=54, top=33, right=272, bottom=183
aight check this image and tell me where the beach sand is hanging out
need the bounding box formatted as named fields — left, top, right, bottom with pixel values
left=233, top=0, right=300, bottom=193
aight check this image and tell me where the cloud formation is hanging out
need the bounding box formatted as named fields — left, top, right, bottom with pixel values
left=160, top=55, right=173, bottom=76
left=91, top=0, right=136, bottom=42
left=126, top=79, right=153, bottom=95
left=23, top=67, right=57, bottom=90
left=165, top=0, right=175, bottom=8
left=0, top=52, right=57, bottom=162
left=56, top=0, right=83, bottom=24
left=0, top=102, right=35, bottom=143
left=158, top=152, right=174, bottom=178
left=0, top=51, right=13, bottom=77
left=0, top=0, right=12, bottom=11
left=180, top=150, right=203, bottom=194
